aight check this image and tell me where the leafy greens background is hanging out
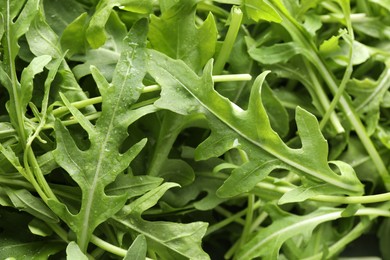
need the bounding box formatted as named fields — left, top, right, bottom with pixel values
left=1, top=0, right=390, bottom=259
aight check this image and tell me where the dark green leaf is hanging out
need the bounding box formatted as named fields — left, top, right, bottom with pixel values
left=148, top=0, right=217, bottom=72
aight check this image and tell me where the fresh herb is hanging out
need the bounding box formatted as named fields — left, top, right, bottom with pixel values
left=1, top=0, right=390, bottom=259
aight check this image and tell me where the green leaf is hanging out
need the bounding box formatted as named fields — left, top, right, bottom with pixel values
left=124, top=235, right=147, bottom=260
left=71, top=11, right=127, bottom=80
left=66, top=242, right=88, bottom=260
left=28, top=218, right=53, bottom=237
left=86, top=0, right=152, bottom=48
left=0, top=208, right=64, bottom=259
left=162, top=170, right=226, bottom=210
left=158, top=159, right=195, bottom=186
left=50, top=19, right=154, bottom=252
left=20, top=55, right=52, bottom=109
left=105, top=174, right=163, bottom=197
left=43, top=0, right=87, bottom=36
left=248, top=42, right=303, bottom=64
left=5, top=188, right=59, bottom=223
left=26, top=10, right=95, bottom=108
left=148, top=51, right=364, bottom=199
left=242, top=0, right=282, bottom=23
left=369, top=0, right=390, bottom=12
left=262, top=83, right=289, bottom=137
left=115, top=183, right=210, bottom=259
left=60, top=12, right=88, bottom=57
left=148, top=0, right=217, bottom=72
left=236, top=207, right=344, bottom=259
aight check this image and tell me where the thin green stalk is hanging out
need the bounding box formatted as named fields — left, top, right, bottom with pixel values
left=207, top=202, right=262, bottom=236
left=90, top=234, right=155, bottom=260
left=320, top=0, right=355, bottom=130
left=46, top=222, right=69, bottom=242
left=303, top=59, right=345, bottom=133
left=313, top=192, right=390, bottom=204
left=213, top=74, right=252, bottom=82
left=43, top=74, right=250, bottom=123
left=255, top=180, right=390, bottom=204
left=238, top=194, right=255, bottom=248
left=90, top=235, right=127, bottom=257
left=213, top=6, right=243, bottom=74
left=197, top=2, right=230, bottom=17
left=250, top=211, right=268, bottom=232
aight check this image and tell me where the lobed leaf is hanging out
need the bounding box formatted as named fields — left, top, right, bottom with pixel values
left=50, top=18, right=155, bottom=252
left=148, top=0, right=217, bottom=72
left=147, top=50, right=364, bottom=201
left=115, top=183, right=210, bottom=259
left=236, top=207, right=343, bottom=259
left=86, top=0, right=152, bottom=48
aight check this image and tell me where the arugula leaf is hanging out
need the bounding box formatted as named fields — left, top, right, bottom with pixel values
left=148, top=0, right=217, bottom=72
left=124, top=234, right=147, bottom=260
left=69, top=11, right=127, bottom=80
left=86, top=0, right=152, bottom=48
left=26, top=10, right=95, bottom=108
left=3, top=1, right=390, bottom=259
left=236, top=206, right=343, bottom=259
left=242, top=0, right=282, bottom=23
left=114, top=182, right=210, bottom=259
left=49, top=18, right=155, bottom=252
left=148, top=50, right=364, bottom=200
left=0, top=208, right=64, bottom=259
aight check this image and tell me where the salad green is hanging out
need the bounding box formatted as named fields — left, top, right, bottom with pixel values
left=1, top=0, right=390, bottom=259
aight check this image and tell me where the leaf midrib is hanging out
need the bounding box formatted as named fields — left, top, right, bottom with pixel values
left=79, top=53, right=132, bottom=249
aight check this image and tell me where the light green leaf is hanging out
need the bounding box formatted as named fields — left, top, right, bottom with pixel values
left=242, top=0, right=282, bottom=23
left=369, top=0, right=390, bottom=12
left=105, top=174, right=163, bottom=197
left=124, top=235, right=147, bottom=260
left=20, top=55, right=52, bottom=109
left=236, top=207, right=344, bottom=259
left=86, top=0, right=152, bottom=48
left=148, top=50, right=364, bottom=199
left=28, top=218, right=53, bottom=237
left=248, top=42, right=302, bottom=64
left=60, top=12, right=88, bottom=57
left=148, top=0, right=217, bottom=72
left=66, top=242, right=88, bottom=260
left=50, top=19, right=154, bottom=252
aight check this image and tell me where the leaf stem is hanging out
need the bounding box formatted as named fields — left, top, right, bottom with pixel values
left=206, top=201, right=262, bottom=236
left=320, top=1, right=354, bottom=130
left=213, top=74, right=252, bottom=82
left=255, top=180, right=390, bottom=204
left=238, top=194, right=255, bottom=246
left=90, top=235, right=127, bottom=257
left=213, top=6, right=243, bottom=75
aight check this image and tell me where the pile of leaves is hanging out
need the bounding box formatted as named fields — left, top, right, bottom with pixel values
left=1, top=0, right=390, bottom=259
